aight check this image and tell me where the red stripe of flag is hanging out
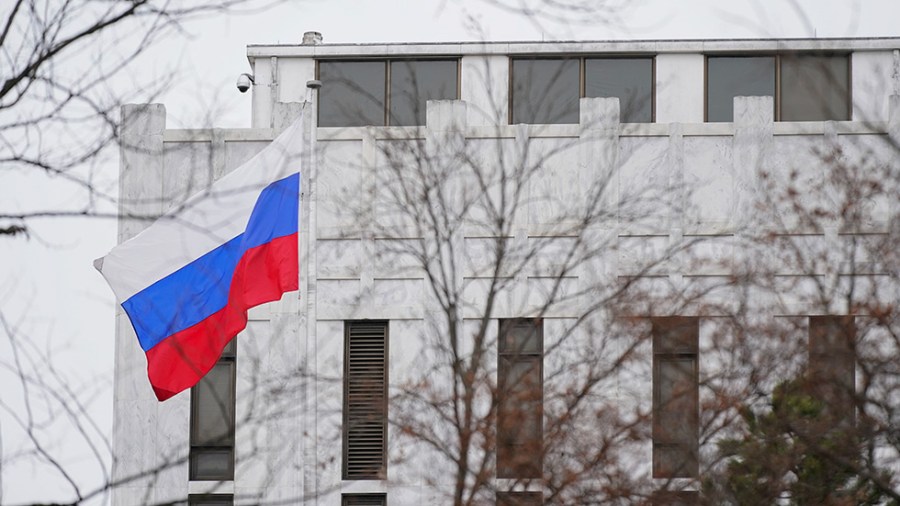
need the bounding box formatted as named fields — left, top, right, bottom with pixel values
left=145, top=232, right=298, bottom=400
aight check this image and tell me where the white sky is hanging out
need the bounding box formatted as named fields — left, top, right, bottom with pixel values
left=2, top=0, right=899, bottom=503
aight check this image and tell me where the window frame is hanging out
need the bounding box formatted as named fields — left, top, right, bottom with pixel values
left=316, top=57, right=461, bottom=127
left=704, top=52, right=852, bottom=122
left=497, top=318, right=544, bottom=479
left=342, top=320, right=390, bottom=480
left=508, top=55, right=657, bottom=125
left=189, top=339, right=237, bottom=482
left=651, top=317, right=699, bottom=479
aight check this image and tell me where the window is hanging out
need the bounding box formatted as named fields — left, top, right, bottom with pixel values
left=706, top=56, right=775, bottom=122
left=706, top=54, right=850, bottom=122
left=497, top=491, right=543, bottom=506
left=343, top=321, right=389, bottom=479
left=808, top=316, right=855, bottom=424
left=652, top=317, right=699, bottom=479
left=190, top=339, right=236, bottom=481
left=650, top=490, right=698, bottom=506
left=342, top=493, right=387, bottom=506
left=780, top=55, right=850, bottom=121
left=497, top=319, right=543, bottom=478
left=585, top=58, right=654, bottom=123
left=511, top=57, right=654, bottom=124
left=511, top=58, right=580, bottom=124
left=187, top=494, right=234, bottom=506
left=318, top=59, right=459, bottom=127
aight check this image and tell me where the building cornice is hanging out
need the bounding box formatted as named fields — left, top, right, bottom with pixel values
left=247, top=37, right=900, bottom=59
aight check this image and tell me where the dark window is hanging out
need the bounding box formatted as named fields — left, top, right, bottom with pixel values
left=705, top=54, right=849, bottom=122
left=342, top=493, right=387, bottom=506
left=497, top=491, right=543, bottom=506
left=652, top=317, right=699, bottom=479
left=512, top=57, right=655, bottom=124
left=497, top=319, right=543, bottom=478
left=808, top=316, right=855, bottom=424
left=781, top=55, right=850, bottom=121
left=650, top=490, right=698, bottom=506
left=512, top=58, right=580, bottom=124
left=343, top=321, right=389, bottom=480
left=318, top=59, right=459, bottom=127
left=706, top=56, right=775, bottom=122
left=190, top=339, right=236, bottom=481
left=585, top=58, right=654, bottom=123
left=389, top=60, right=458, bottom=126
left=319, top=61, right=386, bottom=127
left=188, top=494, right=234, bottom=506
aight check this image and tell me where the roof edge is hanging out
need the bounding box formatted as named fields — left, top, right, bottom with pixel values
left=247, top=37, right=900, bottom=58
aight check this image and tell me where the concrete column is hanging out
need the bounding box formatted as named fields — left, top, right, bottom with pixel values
left=273, top=102, right=305, bottom=134
left=251, top=57, right=274, bottom=129
left=888, top=94, right=900, bottom=244
left=732, top=96, right=774, bottom=230
left=118, top=104, right=166, bottom=242
left=114, top=104, right=190, bottom=505
left=888, top=94, right=900, bottom=141
left=579, top=97, right=620, bottom=315
left=425, top=100, right=468, bottom=314
left=579, top=97, right=619, bottom=222
left=423, top=100, right=468, bottom=495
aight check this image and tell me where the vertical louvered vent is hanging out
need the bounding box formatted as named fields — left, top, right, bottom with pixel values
left=343, top=321, right=388, bottom=479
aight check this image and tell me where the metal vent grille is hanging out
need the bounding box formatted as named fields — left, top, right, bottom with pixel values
left=342, top=493, right=387, bottom=506
left=343, top=321, right=388, bottom=479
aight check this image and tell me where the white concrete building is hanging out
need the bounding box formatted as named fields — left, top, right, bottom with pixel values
left=113, top=36, right=900, bottom=505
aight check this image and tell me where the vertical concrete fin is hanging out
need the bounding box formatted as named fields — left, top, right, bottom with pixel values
left=118, top=104, right=166, bottom=242
left=733, top=96, right=774, bottom=230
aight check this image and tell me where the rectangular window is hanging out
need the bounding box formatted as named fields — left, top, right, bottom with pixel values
left=342, top=493, right=387, bottom=506
left=650, top=490, right=698, bottom=506
left=343, top=321, right=389, bottom=480
left=706, top=56, right=775, bottom=122
left=652, top=317, right=699, bottom=479
left=706, top=53, right=849, bottom=122
left=497, top=319, right=543, bottom=478
left=808, top=316, right=855, bottom=424
left=512, top=56, right=655, bottom=124
left=318, top=59, right=459, bottom=127
left=390, top=60, right=459, bottom=126
left=497, top=491, right=543, bottom=506
left=512, top=58, right=580, bottom=124
left=780, top=55, right=850, bottom=121
left=189, top=339, right=236, bottom=481
left=585, top=58, right=654, bottom=123
left=187, top=494, right=234, bottom=506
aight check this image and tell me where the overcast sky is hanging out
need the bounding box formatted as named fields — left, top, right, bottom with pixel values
left=2, top=0, right=899, bottom=503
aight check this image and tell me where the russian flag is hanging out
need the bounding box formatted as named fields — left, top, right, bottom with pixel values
left=96, top=110, right=305, bottom=401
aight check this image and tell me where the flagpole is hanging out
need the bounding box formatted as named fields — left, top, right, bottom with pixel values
left=302, top=82, right=319, bottom=300
left=302, top=79, right=320, bottom=501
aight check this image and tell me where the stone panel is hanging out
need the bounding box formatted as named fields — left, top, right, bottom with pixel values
left=318, top=139, right=365, bottom=231
left=683, top=137, right=733, bottom=230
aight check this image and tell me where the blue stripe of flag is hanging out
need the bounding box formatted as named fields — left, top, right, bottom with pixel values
left=122, top=173, right=299, bottom=351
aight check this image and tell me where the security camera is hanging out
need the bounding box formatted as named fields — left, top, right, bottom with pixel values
left=236, top=73, right=255, bottom=93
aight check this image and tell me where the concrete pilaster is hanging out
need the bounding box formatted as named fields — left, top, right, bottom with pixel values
left=578, top=97, right=620, bottom=311
left=114, top=104, right=190, bottom=505
left=732, top=96, right=774, bottom=230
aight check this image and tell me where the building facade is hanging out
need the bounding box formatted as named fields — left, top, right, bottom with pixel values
left=113, top=36, right=900, bottom=505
